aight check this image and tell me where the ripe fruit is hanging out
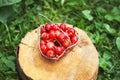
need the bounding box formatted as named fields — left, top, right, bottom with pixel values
left=67, top=28, right=75, bottom=37
left=40, top=45, right=48, bottom=54
left=41, top=32, right=49, bottom=41
left=62, top=39, right=70, bottom=47
left=55, top=30, right=61, bottom=37
left=49, top=30, right=56, bottom=39
left=46, top=50, right=55, bottom=58
left=41, top=32, right=46, bottom=38
left=61, top=46, right=65, bottom=52
left=54, top=46, right=64, bottom=55
left=52, top=24, right=59, bottom=30
left=40, top=40, right=46, bottom=46
left=57, top=33, right=66, bottom=42
left=46, top=42, right=55, bottom=49
left=71, top=35, right=78, bottom=44
left=41, top=27, right=46, bottom=33
left=59, top=24, right=67, bottom=31
left=39, top=23, right=79, bottom=61
left=45, top=23, right=52, bottom=31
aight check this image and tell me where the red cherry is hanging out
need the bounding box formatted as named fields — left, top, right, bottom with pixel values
left=40, top=40, right=46, bottom=45
left=41, top=32, right=49, bottom=41
left=57, top=33, right=66, bottom=42
left=46, top=42, right=55, bottom=49
left=46, top=50, right=55, bottom=58
left=61, top=46, right=65, bottom=51
left=71, top=35, right=78, bottom=44
left=40, top=45, right=48, bottom=54
left=59, top=24, right=67, bottom=31
left=41, top=27, right=46, bottom=33
left=45, top=33, right=50, bottom=40
left=41, top=32, right=46, bottom=38
left=49, top=30, right=56, bottom=39
left=62, top=39, right=70, bottom=47
left=67, top=28, right=75, bottom=37
left=54, top=46, right=64, bottom=55
left=55, top=30, right=61, bottom=37
left=45, top=23, right=52, bottom=31
left=51, top=24, right=59, bottom=31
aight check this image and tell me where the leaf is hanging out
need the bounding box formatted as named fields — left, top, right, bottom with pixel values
left=100, top=57, right=112, bottom=71
left=111, top=7, right=120, bottom=16
left=44, top=1, right=51, bottom=9
left=61, top=0, right=65, bottom=5
left=104, top=14, right=113, bottom=21
left=25, top=0, right=34, bottom=6
left=0, top=6, right=13, bottom=23
left=6, top=76, right=16, bottom=80
left=96, top=7, right=107, bottom=13
left=105, top=7, right=120, bottom=22
left=105, top=14, right=120, bottom=22
left=114, top=16, right=120, bottom=22
left=0, top=0, right=21, bottom=7
left=103, top=52, right=111, bottom=60
left=0, top=53, right=2, bottom=57
left=82, top=10, right=93, bottom=21
left=7, top=56, right=15, bottom=60
left=99, top=58, right=107, bottom=70
left=94, top=31, right=100, bottom=44
left=54, top=0, right=60, bottom=2
left=1, top=56, right=15, bottom=71
left=104, top=23, right=116, bottom=34
left=116, top=37, right=120, bottom=51
left=5, top=60, right=15, bottom=71
left=67, top=1, right=79, bottom=6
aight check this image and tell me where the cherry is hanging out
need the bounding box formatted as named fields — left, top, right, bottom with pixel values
left=59, top=24, right=67, bottom=31
left=41, top=27, right=46, bottom=33
left=67, top=28, right=75, bottom=37
left=40, top=40, right=46, bottom=46
left=40, top=44, right=48, bottom=54
left=57, top=33, right=66, bottom=42
left=54, top=46, right=64, bottom=55
left=41, top=32, right=46, bottom=38
left=55, top=30, right=61, bottom=37
left=49, top=30, right=56, bottom=39
left=71, top=35, right=78, bottom=44
left=45, top=23, right=52, bottom=31
left=46, top=42, right=55, bottom=50
left=61, top=46, right=65, bottom=52
left=41, top=32, right=49, bottom=41
left=62, top=39, right=70, bottom=47
left=52, top=24, right=59, bottom=31
left=40, top=23, right=79, bottom=60
left=46, top=50, right=55, bottom=58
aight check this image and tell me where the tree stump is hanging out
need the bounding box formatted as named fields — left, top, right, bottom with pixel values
left=16, top=24, right=99, bottom=80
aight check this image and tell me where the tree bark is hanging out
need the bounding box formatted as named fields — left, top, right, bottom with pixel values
left=16, top=24, right=99, bottom=80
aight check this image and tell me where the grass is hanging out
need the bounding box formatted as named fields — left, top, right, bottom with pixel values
left=0, top=0, right=120, bottom=80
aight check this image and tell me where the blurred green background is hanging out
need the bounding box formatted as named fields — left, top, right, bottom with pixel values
left=0, top=0, right=120, bottom=80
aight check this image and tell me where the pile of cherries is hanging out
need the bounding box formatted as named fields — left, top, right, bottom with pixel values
left=39, top=23, right=79, bottom=61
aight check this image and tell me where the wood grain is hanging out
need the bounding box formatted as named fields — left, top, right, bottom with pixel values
left=16, top=24, right=99, bottom=80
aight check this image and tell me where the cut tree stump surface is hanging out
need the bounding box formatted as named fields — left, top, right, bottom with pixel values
left=16, top=24, right=99, bottom=80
